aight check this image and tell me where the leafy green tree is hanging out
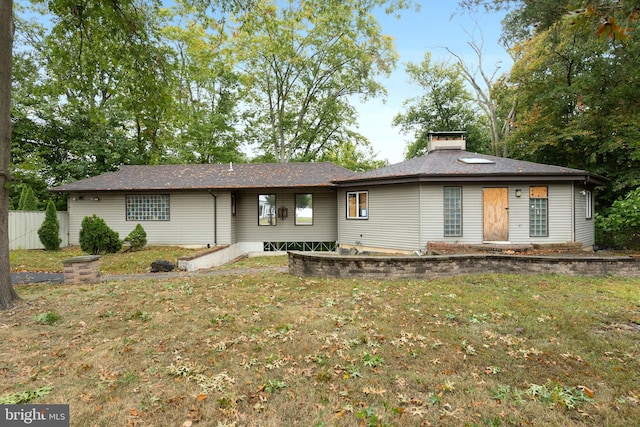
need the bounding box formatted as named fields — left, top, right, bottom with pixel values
left=505, top=6, right=640, bottom=206
left=233, top=0, right=414, bottom=162
left=463, top=0, right=640, bottom=206
left=38, top=199, right=61, bottom=251
left=12, top=0, right=175, bottom=188
left=461, top=0, right=640, bottom=44
left=393, top=53, right=490, bottom=158
left=79, top=215, right=122, bottom=255
left=17, top=185, right=38, bottom=211
left=160, top=5, right=246, bottom=164
left=596, top=187, right=640, bottom=249
left=319, top=136, right=388, bottom=171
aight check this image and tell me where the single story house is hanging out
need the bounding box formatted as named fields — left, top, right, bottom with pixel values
left=334, top=132, right=606, bottom=253
left=52, top=162, right=357, bottom=257
left=52, top=132, right=606, bottom=259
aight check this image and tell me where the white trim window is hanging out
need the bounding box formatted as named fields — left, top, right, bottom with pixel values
left=585, top=190, right=593, bottom=219
left=126, top=194, right=170, bottom=221
left=347, top=191, right=368, bottom=219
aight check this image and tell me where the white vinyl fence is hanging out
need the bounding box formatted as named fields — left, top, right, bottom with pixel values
left=9, top=211, right=69, bottom=250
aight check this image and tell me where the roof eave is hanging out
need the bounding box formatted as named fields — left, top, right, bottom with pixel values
left=51, top=183, right=340, bottom=193
left=335, top=173, right=607, bottom=188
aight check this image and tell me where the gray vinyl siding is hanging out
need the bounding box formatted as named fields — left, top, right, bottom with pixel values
left=67, top=192, right=218, bottom=247
left=236, top=189, right=337, bottom=243
left=338, top=184, right=421, bottom=251
left=424, top=183, right=575, bottom=246
left=230, top=193, right=238, bottom=245
left=574, top=185, right=594, bottom=247
left=338, top=182, right=585, bottom=252
left=421, top=183, right=483, bottom=245
left=520, top=183, right=573, bottom=244
left=212, top=192, right=233, bottom=245
left=508, top=185, right=530, bottom=243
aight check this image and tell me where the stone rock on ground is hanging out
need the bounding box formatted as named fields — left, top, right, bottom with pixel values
left=151, top=260, right=175, bottom=273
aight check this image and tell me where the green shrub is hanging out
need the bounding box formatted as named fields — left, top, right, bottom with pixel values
left=596, top=187, right=640, bottom=249
left=17, top=185, right=38, bottom=211
left=79, top=214, right=122, bottom=255
left=38, top=199, right=62, bottom=251
left=124, top=223, right=147, bottom=251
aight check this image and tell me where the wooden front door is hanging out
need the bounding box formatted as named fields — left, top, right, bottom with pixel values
left=483, top=187, right=509, bottom=242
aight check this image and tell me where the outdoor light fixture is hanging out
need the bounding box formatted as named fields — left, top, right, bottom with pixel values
left=515, top=189, right=522, bottom=197
left=277, top=205, right=288, bottom=220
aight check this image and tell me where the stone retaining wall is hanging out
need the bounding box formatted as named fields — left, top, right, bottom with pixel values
left=288, top=251, right=640, bottom=280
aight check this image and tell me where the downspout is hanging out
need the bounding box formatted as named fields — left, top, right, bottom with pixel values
left=418, top=182, right=423, bottom=252
left=571, top=182, right=576, bottom=243
left=207, top=190, right=217, bottom=247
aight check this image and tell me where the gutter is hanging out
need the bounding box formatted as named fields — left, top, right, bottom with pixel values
left=207, top=190, right=217, bottom=247
left=336, top=173, right=608, bottom=188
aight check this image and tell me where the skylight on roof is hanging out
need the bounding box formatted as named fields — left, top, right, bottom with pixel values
left=458, top=158, right=495, bottom=164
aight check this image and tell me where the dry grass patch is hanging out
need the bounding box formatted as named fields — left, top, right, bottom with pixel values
left=1, top=269, right=639, bottom=426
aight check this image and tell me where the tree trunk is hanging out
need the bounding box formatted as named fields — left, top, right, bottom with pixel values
left=0, top=0, right=19, bottom=309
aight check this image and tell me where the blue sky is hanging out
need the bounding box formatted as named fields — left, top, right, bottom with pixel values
left=357, top=1, right=513, bottom=164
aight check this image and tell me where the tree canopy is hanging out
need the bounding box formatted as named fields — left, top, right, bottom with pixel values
left=10, top=0, right=415, bottom=206
left=393, top=53, right=490, bottom=158
left=496, top=0, right=640, bottom=205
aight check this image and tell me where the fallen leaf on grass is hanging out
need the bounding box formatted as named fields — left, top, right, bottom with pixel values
left=578, top=385, right=595, bottom=399
left=195, top=393, right=207, bottom=401
left=362, top=386, right=386, bottom=396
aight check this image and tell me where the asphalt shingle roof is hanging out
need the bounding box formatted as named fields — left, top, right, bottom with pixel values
left=334, top=149, right=606, bottom=185
left=52, top=162, right=356, bottom=192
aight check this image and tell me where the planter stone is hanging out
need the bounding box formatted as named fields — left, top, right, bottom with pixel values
left=151, top=260, right=175, bottom=273
left=62, top=255, right=100, bottom=284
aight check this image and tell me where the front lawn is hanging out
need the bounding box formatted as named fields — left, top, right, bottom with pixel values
left=1, top=267, right=638, bottom=426
left=10, top=246, right=210, bottom=275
